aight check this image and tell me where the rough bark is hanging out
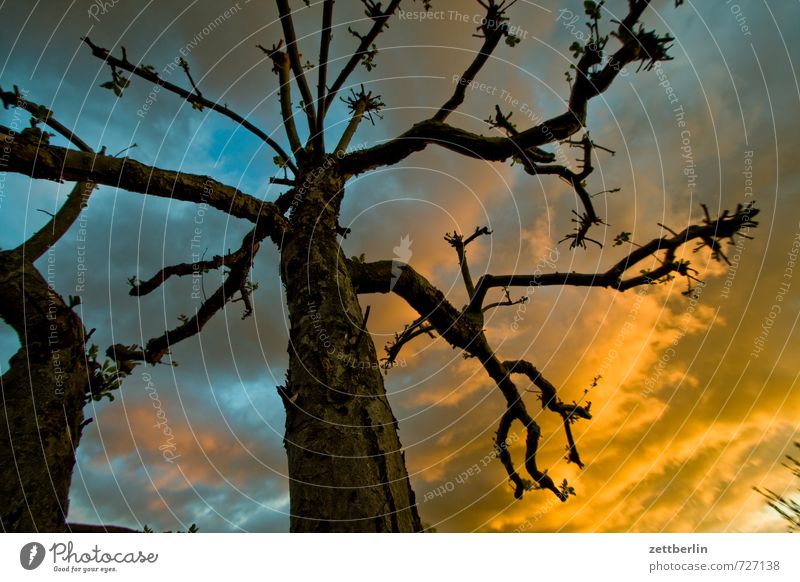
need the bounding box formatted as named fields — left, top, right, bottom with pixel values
left=0, top=251, right=88, bottom=532
left=279, top=166, right=421, bottom=532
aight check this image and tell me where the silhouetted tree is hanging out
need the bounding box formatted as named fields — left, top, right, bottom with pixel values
left=1, top=0, right=757, bottom=532
left=756, top=442, right=800, bottom=531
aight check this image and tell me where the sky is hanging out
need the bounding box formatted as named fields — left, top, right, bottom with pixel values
left=0, top=0, right=798, bottom=532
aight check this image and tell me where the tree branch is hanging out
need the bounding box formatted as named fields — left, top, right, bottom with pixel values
left=334, top=86, right=385, bottom=156
left=340, top=0, right=670, bottom=176
left=17, top=181, right=96, bottom=263
left=469, top=203, right=759, bottom=310
left=490, top=121, right=605, bottom=249
left=348, top=200, right=755, bottom=502
left=349, top=258, right=473, bottom=352
left=0, top=85, right=93, bottom=152
left=433, top=1, right=509, bottom=123
left=260, top=41, right=304, bottom=156
left=482, top=288, right=527, bottom=312
left=316, top=0, right=335, bottom=146
left=503, top=359, right=592, bottom=468
left=383, top=317, right=435, bottom=368
left=323, top=0, right=402, bottom=115
left=109, top=224, right=267, bottom=366
left=1, top=126, right=288, bottom=245
left=129, top=238, right=262, bottom=297
left=81, top=37, right=297, bottom=175
left=335, top=97, right=367, bottom=156
left=444, top=226, right=491, bottom=298
left=495, top=409, right=531, bottom=500
left=348, top=257, right=570, bottom=501
left=275, top=0, right=317, bottom=134
left=340, top=118, right=555, bottom=175
left=0, top=88, right=99, bottom=262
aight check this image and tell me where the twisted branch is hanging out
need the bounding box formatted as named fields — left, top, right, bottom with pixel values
left=323, top=0, right=403, bottom=116
left=340, top=0, right=671, bottom=176
left=469, top=203, right=760, bottom=310
left=0, top=124, right=288, bottom=245
left=434, top=0, right=511, bottom=123
left=275, top=0, right=317, bottom=134
left=108, top=224, right=268, bottom=366
left=0, top=87, right=97, bottom=262
left=259, top=41, right=304, bottom=156
left=81, top=37, right=297, bottom=175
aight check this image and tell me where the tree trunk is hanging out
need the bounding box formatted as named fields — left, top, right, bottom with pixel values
left=280, top=167, right=422, bottom=532
left=0, top=252, right=88, bottom=532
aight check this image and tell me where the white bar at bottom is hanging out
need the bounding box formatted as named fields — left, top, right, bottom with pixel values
left=1, top=533, right=797, bottom=581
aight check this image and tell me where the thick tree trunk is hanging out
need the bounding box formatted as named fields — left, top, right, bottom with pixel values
left=280, top=168, right=421, bottom=532
left=0, top=252, right=88, bottom=532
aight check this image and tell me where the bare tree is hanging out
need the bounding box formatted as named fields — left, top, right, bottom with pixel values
left=1, top=0, right=758, bottom=532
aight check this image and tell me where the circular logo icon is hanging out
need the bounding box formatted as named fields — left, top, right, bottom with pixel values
left=20, top=542, right=46, bottom=570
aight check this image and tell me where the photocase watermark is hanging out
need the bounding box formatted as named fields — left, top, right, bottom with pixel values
left=20, top=542, right=46, bottom=570
left=676, top=109, right=698, bottom=195
left=653, top=61, right=679, bottom=106
left=49, top=541, right=157, bottom=573
left=20, top=540, right=158, bottom=573
left=137, top=3, right=244, bottom=119
left=142, top=372, right=181, bottom=463
left=750, top=224, right=800, bottom=359
left=451, top=74, right=501, bottom=98
left=86, top=0, right=122, bottom=22
left=422, top=433, right=520, bottom=502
